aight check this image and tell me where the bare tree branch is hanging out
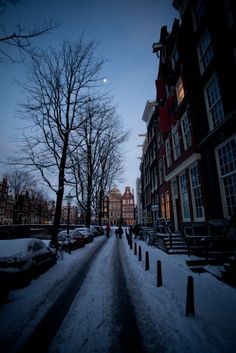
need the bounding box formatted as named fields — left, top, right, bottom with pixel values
left=0, top=1, right=60, bottom=62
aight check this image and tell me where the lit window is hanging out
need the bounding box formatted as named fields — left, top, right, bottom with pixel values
left=161, top=194, right=165, bottom=219
left=176, top=76, right=185, bottom=105
left=204, top=74, right=224, bottom=130
left=165, top=191, right=171, bottom=219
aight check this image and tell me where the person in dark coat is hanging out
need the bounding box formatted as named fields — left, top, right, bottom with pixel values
left=106, top=223, right=111, bottom=238
left=117, top=226, right=123, bottom=239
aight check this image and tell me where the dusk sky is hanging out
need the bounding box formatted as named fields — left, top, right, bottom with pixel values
left=0, top=0, right=178, bottom=197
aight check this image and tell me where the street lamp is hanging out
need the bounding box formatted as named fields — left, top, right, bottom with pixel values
left=66, top=193, right=73, bottom=235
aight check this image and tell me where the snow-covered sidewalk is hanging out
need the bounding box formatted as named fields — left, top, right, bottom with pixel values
left=0, top=230, right=236, bottom=353
left=122, top=235, right=236, bottom=353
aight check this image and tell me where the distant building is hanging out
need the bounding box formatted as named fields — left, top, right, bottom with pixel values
left=107, top=187, right=122, bottom=225
left=60, top=205, right=79, bottom=225
left=103, top=186, right=135, bottom=226
left=121, top=186, right=135, bottom=225
left=0, top=177, right=13, bottom=224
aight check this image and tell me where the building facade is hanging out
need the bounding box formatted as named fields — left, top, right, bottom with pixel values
left=103, top=186, right=135, bottom=226
left=121, top=186, right=135, bottom=226
left=140, top=0, right=236, bottom=232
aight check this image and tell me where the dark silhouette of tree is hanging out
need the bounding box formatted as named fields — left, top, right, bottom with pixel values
left=68, top=99, right=128, bottom=227
left=0, top=0, right=59, bottom=62
left=5, top=38, right=108, bottom=246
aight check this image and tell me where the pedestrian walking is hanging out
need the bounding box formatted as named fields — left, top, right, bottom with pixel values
left=117, top=226, right=123, bottom=239
left=106, top=223, right=111, bottom=238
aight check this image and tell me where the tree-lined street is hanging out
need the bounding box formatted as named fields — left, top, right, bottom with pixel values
left=1, top=229, right=236, bottom=353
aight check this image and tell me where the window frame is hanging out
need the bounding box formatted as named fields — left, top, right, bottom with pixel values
left=189, top=164, right=205, bottom=221
left=181, top=112, right=192, bottom=151
left=215, top=134, right=236, bottom=218
left=197, top=29, right=213, bottom=74
left=204, top=73, right=224, bottom=131
left=176, top=76, right=185, bottom=105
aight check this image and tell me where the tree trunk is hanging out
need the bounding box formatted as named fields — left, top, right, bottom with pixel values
left=51, top=139, right=68, bottom=247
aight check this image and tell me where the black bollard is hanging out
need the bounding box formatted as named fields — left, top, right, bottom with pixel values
left=145, top=251, right=149, bottom=271
left=156, top=260, right=163, bottom=287
left=138, top=245, right=142, bottom=261
left=186, top=275, right=195, bottom=317
left=134, top=242, right=137, bottom=255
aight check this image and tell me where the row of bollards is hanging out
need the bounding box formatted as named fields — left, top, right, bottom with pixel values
left=130, top=239, right=195, bottom=317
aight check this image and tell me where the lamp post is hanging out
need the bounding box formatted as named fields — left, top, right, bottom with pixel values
left=66, top=193, right=73, bottom=235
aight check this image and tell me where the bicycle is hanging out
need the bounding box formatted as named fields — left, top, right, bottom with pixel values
left=56, top=243, right=65, bottom=260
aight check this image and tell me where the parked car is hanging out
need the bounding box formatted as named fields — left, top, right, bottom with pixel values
left=90, top=225, right=104, bottom=236
left=0, top=238, right=57, bottom=300
left=57, top=230, right=85, bottom=250
left=72, top=227, right=94, bottom=244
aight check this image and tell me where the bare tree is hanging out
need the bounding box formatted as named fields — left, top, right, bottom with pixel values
left=0, top=0, right=59, bottom=62
left=6, top=169, right=36, bottom=198
left=4, top=169, right=43, bottom=223
left=6, top=38, right=107, bottom=246
left=69, top=100, right=128, bottom=226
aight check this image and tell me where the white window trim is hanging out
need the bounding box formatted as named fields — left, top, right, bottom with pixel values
left=204, top=73, right=224, bottom=131
left=172, top=123, right=181, bottom=161
left=165, top=138, right=172, bottom=167
left=179, top=172, right=191, bottom=222
left=180, top=112, right=192, bottom=151
left=215, top=134, right=236, bottom=218
left=189, top=163, right=205, bottom=221
left=197, top=29, right=213, bottom=75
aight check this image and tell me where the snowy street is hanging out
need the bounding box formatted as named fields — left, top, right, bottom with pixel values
left=0, top=229, right=236, bottom=353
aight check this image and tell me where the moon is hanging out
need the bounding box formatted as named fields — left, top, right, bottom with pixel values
left=103, top=78, right=107, bottom=83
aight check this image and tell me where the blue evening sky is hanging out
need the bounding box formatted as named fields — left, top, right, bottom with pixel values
left=0, top=0, right=178, bottom=196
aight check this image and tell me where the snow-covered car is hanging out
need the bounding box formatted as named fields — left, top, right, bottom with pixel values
left=58, top=229, right=86, bottom=249
left=72, top=227, right=94, bottom=244
left=90, top=225, right=104, bottom=236
left=57, top=230, right=83, bottom=250
left=0, top=238, right=57, bottom=295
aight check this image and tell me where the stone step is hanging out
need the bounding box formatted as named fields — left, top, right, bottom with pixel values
left=167, top=248, right=188, bottom=255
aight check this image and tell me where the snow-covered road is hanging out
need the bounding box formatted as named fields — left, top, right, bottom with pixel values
left=1, top=229, right=236, bottom=353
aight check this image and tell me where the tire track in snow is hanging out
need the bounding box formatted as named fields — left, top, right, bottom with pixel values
left=17, top=238, right=107, bottom=353
left=110, top=236, right=147, bottom=353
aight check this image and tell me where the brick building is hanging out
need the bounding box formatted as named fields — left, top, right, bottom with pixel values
left=140, top=0, right=236, bottom=232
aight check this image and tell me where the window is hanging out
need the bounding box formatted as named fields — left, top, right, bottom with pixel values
left=161, top=194, right=165, bottom=219
left=197, top=29, right=213, bottom=74
left=179, top=173, right=190, bottom=221
left=204, top=74, right=224, bottom=130
left=225, top=0, right=234, bottom=28
left=165, top=138, right=172, bottom=167
left=181, top=112, right=192, bottom=150
left=172, top=124, right=181, bottom=160
left=158, top=158, right=164, bottom=185
left=192, top=0, right=205, bottom=31
left=216, top=136, right=236, bottom=217
left=171, top=46, right=179, bottom=69
left=165, top=191, right=171, bottom=219
left=157, top=131, right=161, bottom=150
left=176, top=76, right=185, bottom=105
left=190, top=165, right=205, bottom=220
